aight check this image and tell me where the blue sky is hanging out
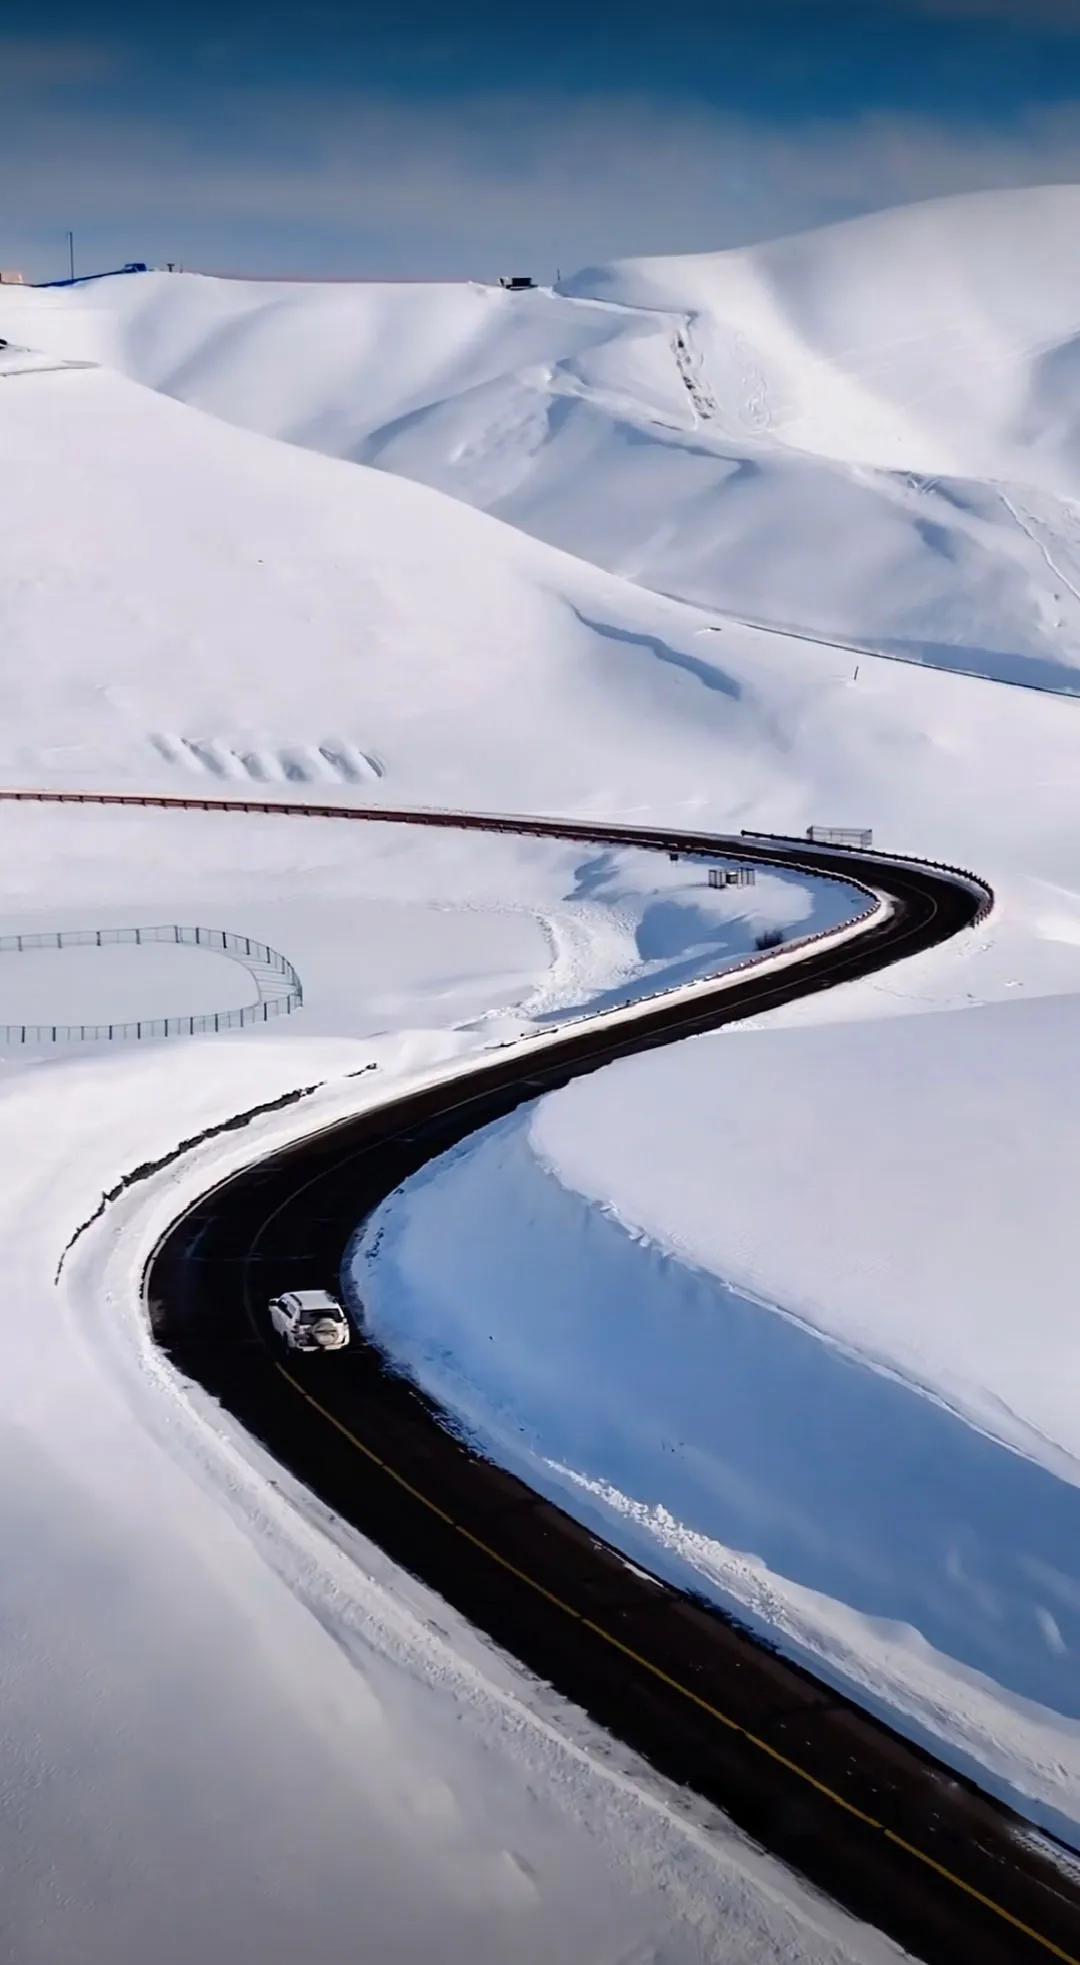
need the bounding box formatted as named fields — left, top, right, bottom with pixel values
left=4, top=0, right=1080, bottom=281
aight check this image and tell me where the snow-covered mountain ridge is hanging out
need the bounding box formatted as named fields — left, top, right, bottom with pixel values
left=8, top=185, right=1080, bottom=691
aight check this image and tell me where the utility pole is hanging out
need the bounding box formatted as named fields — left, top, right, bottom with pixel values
left=67, top=230, right=75, bottom=282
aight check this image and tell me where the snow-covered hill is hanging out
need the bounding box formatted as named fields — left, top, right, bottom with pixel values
left=565, top=186, right=1080, bottom=486
left=4, top=343, right=1080, bottom=930
left=6, top=261, right=1080, bottom=1175
left=9, top=186, right=1080, bottom=690
left=0, top=356, right=767, bottom=808
left=6, top=186, right=1080, bottom=1943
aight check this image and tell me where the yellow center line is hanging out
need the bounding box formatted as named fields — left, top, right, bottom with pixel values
left=577, top=1613, right=880, bottom=1825
left=278, top=1363, right=456, bottom=1525
left=881, top=1831, right=1080, bottom=1965
left=276, top=1363, right=1079, bottom=1964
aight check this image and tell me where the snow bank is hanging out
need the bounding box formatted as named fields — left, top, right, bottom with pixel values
left=353, top=1061, right=1080, bottom=1840
left=532, top=994, right=1080, bottom=1470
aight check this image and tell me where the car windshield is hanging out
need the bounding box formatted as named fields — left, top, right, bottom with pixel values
left=298, top=1299, right=342, bottom=1323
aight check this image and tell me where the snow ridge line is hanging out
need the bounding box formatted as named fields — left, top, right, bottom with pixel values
left=707, top=614, right=1080, bottom=703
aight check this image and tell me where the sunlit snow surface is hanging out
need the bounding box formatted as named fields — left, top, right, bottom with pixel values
left=0, top=796, right=891, bottom=1965
left=6, top=186, right=1080, bottom=1955
left=13, top=184, right=1080, bottom=693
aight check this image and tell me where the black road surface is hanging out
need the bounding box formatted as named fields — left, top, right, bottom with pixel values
left=110, top=795, right=1077, bottom=1965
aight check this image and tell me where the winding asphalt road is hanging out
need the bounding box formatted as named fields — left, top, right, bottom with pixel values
left=14, top=790, right=1077, bottom=1963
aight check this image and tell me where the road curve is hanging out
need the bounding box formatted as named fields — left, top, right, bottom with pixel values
left=22, top=790, right=1076, bottom=1962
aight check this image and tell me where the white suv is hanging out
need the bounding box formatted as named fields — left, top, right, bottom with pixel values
left=269, top=1289, right=350, bottom=1353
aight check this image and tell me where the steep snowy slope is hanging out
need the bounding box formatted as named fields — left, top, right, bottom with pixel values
left=6, top=352, right=1080, bottom=978
left=0, top=268, right=658, bottom=457
left=0, top=355, right=773, bottom=808
left=566, top=186, right=1080, bottom=487
left=8, top=187, right=1080, bottom=690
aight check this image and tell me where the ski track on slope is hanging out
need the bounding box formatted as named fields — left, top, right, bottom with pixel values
left=999, top=491, right=1080, bottom=613
left=671, top=322, right=717, bottom=424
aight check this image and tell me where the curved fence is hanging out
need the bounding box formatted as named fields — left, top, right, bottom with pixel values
left=0, top=922, right=303, bottom=1045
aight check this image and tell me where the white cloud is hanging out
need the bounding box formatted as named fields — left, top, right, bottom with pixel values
left=4, top=82, right=1080, bottom=282
left=912, top=0, right=1080, bottom=27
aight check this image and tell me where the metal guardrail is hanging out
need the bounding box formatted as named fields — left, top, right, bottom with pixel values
left=740, top=829, right=994, bottom=925
left=0, top=922, right=302, bottom=1045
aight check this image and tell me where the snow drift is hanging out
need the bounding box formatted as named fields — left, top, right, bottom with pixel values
left=353, top=1005, right=1080, bottom=1842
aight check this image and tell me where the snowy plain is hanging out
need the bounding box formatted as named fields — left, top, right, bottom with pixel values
left=5, top=185, right=1080, bottom=1950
